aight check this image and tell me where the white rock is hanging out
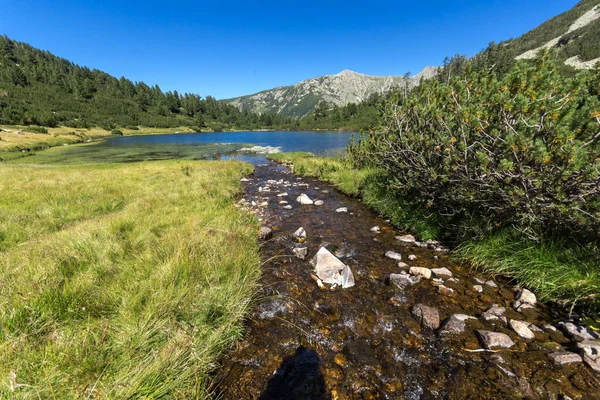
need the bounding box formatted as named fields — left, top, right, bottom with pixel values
left=397, top=262, right=409, bottom=269
left=310, top=247, right=355, bottom=288
left=279, top=200, right=288, bottom=205
left=293, top=247, right=308, bottom=260
left=385, top=251, right=402, bottom=261
left=296, top=193, right=314, bottom=205
left=370, top=226, right=380, bottom=233
left=408, top=255, right=417, bottom=261
left=485, top=280, right=498, bottom=288
left=240, top=178, right=249, bottom=182
left=431, top=267, right=453, bottom=279
left=396, top=234, right=416, bottom=243
left=314, top=200, right=324, bottom=206
left=336, top=207, right=348, bottom=213
left=283, top=205, right=293, bottom=210
left=260, top=201, right=269, bottom=207
left=509, top=319, right=536, bottom=339
left=476, top=330, right=515, bottom=349
left=277, top=192, right=289, bottom=197
left=516, top=288, right=537, bottom=305
left=473, top=285, right=483, bottom=293
left=409, top=267, right=432, bottom=279
left=293, top=227, right=306, bottom=239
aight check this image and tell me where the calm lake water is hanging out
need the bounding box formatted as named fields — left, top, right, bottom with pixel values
left=17, top=131, right=354, bottom=164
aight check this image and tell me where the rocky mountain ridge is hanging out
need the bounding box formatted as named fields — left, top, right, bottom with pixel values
left=224, top=66, right=438, bottom=118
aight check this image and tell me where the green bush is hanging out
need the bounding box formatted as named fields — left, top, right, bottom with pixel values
left=110, top=129, right=123, bottom=136
left=350, top=51, right=600, bottom=242
left=27, top=126, right=48, bottom=134
left=126, top=125, right=140, bottom=130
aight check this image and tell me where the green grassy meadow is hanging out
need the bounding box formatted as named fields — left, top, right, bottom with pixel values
left=0, top=160, right=260, bottom=398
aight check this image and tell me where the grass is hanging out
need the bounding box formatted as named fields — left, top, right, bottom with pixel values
left=0, top=159, right=261, bottom=398
left=269, top=152, right=600, bottom=312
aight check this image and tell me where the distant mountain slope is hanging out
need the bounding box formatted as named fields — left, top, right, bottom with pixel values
left=224, top=67, right=438, bottom=118
left=509, top=0, right=600, bottom=69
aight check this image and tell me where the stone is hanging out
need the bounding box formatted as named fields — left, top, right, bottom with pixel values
left=293, top=227, right=306, bottom=239
left=314, top=200, right=324, bottom=206
left=397, top=262, right=409, bottom=269
left=476, top=331, right=515, bottom=349
left=548, top=351, right=583, bottom=365
left=385, top=251, right=402, bottom=261
left=336, top=207, right=348, bottom=213
left=293, top=247, right=308, bottom=260
left=577, top=341, right=600, bottom=372
left=431, top=267, right=453, bottom=279
left=473, top=277, right=486, bottom=284
left=310, top=247, right=355, bottom=289
left=473, top=285, right=483, bottom=293
left=283, top=205, right=293, bottom=210
left=258, top=226, right=273, bottom=240
left=370, top=226, right=380, bottom=233
left=515, top=288, right=537, bottom=306
left=396, top=234, right=416, bottom=243
left=412, top=304, right=440, bottom=329
left=485, top=280, right=498, bottom=288
left=440, top=314, right=477, bottom=334
left=438, top=285, right=455, bottom=296
left=408, top=254, right=417, bottom=261
left=390, top=273, right=418, bottom=288
left=279, top=200, right=288, bottom=205
left=509, top=319, right=536, bottom=339
left=296, top=193, right=314, bottom=205
left=260, top=201, right=269, bottom=207
left=240, top=178, right=249, bottom=182
left=409, top=267, right=432, bottom=279
left=481, top=306, right=507, bottom=324
left=559, top=322, right=600, bottom=342
left=321, top=190, right=329, bottom=194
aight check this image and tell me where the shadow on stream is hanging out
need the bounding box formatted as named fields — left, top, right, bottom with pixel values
left=215, top=162, right=600, bottom=399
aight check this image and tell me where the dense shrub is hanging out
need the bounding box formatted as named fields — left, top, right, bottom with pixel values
left=27, top=126, right=48, bottom=134
left=349, top=51, right=600, bottom=241
left=110, top=129, right=123, bottom=136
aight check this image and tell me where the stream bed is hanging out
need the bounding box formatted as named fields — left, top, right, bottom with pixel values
left=215, top=162, right=600, bottom=399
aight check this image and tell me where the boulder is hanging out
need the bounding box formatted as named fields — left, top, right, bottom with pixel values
left=439, top=314, right=477, bottom=334
left=548, top=351, right=583, bottom=365
left=412, top=304, right=440, bottom=329
left=310, top=247, right=355, bottom=289
left=509, top=319, right=536, bottom=339
left=385, top=251, right=402, bottom=261
left=296, top=194, right=314, bottom=205
left=409, top=267, right=432, bottom=279
left=258, top=227, right=273, bottom=240
left=396, top=234, right=416, bottom=243
left=476, top=330, right=515, bottom=349
left=515, top=288, right=537, bottom=306
left=431, top=267, right=453, bottom=279
left=293, top=247, right=308, bottom=260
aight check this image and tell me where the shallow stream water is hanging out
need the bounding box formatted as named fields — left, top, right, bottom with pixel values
left=215, top=162, right=600, bottom=399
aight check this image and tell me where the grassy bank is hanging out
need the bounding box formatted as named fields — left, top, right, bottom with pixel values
left=268, top=152, right=600, bottom=312
left=0, top=160, right=260, bottom=398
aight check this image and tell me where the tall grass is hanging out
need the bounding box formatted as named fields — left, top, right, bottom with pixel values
left=0, top=160, right=260, bottom=398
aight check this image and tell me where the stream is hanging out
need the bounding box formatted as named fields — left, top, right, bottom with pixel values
left=215, top=162, right=600, bottom=399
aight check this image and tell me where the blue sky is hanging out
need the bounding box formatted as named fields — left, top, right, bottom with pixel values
left=1, top=0, right=579, bottom=99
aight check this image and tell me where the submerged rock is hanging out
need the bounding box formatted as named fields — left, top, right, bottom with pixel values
left=439, top=314, right=477, bottom=334
left=559, top=322, right=600, bottom=342
left=577, top=341, right=600, bottom=373
left=412, top=304, right=440, bottom=329
left=310, top=247, right=355, bottom=289
left=476, top=330, right=515, bottom=349
left=293, top=247, right=308, bottom=260
left=482, top=306, right=507, bottom=324
left=389, top=273, right=418, bottom=288
left=438, top=285, right=455, bottom=296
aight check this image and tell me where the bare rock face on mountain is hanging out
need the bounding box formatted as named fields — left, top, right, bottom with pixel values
left=224, top=67, right=438, bottom=118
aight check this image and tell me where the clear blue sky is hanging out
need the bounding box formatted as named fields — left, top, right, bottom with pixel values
left=0, top=0, right=579, bottom=99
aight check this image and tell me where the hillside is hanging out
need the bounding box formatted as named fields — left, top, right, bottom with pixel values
left=488, top=0, right=600, bottom=71
left=224, top=67, right=438, bottom=118
left=0, top=36, right=293, bottom=131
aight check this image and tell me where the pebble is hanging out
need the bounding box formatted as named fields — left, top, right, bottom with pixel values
left=438, top=285, right=455, bottom=296
left=370, top=226, right=380, bottom=233
left=314, top=200, right=324, bottom=206
left=336, top=207, right=348, bottom=213
left=283, top=205, right=293, bottom=210
left=397, top=262, right=409, bottom=269
left=408, top=254, right=417, bottom=261
left=473, top=285, right=483, bottom=293
left=277, top=192, right=289, bottom=197
left=409, top=267, right=432, bottom=279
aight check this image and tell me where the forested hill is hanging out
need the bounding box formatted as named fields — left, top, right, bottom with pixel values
left=0, top=35, right=294, bottom=131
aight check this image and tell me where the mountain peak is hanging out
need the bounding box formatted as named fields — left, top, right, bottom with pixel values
left=336, top=69, right=359, bottom=77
